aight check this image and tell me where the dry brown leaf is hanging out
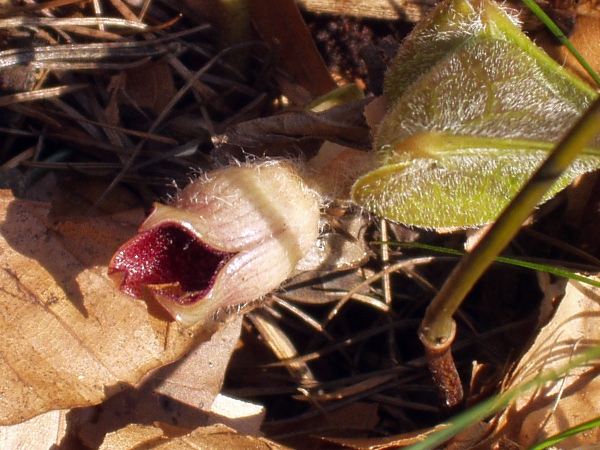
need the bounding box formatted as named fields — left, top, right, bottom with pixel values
left=150, top=316, right=244, bottom=411
left=248, top=0, right=337, bottom=98
left=214, top=98, right=373, bottom=155
left=207, top=394, right=265, bottom=436
left=76, top=318, right=252, bottom=444
left=0, top=190, right=229, bottom=425
left=180, top=0, right=335, bottom=99
left=487, top=277, right=600, bottom=448
left=317, top=423, right=452, bottom=449
left=42, top=173, right=144, bottom=221
left=99, top=423, right=165, bottom=449
left=303, top=141, right=375, bottom=200
left=100, top=423, right=293, bottom=450
left=363, top=95, right=386, bottom=137
left=74, top=387, right=262, bottom=447
left=75, top=386, right=207, bottom=448
left=283, top=266, right=374, bottom=306
left=124, top=61, right=178, bottom=116
left=0, top=409, right=68, bottom=448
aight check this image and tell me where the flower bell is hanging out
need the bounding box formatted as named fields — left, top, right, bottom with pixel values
left=108, top=162, right=321, bottom=327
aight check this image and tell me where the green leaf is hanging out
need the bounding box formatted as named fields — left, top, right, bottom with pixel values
left=353, top=132, right=600, bottom=229
left=352, top=0, right=600, bottom=229
left=383, top=0, right=595, bottom=107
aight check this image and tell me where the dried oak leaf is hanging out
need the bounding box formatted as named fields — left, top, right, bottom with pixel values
left=99, top=423, right=292, bottom=450
left=485, top=277, right=600, bottom=448
left=149, top=316, right=244, bottom=411
left=0, top=190, right=226, bottom=425
left=0, top=410, right=67, bottom=448
left=213, top=98, right=373, bottom=155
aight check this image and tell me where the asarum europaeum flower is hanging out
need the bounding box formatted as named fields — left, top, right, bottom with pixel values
left=108, top=162, right=321, bottom=327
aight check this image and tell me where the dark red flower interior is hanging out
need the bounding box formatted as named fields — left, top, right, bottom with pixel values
left=109, top=224, right=233, bottom=304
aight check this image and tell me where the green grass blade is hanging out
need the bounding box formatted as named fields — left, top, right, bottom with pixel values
left=378, top=241, right=600, bottom=289
left=520, top=0, right=600, bottom=87
left=528, top=416, right=600, bottom=450
left=420, top=97, right=600, bottom=346
left=405, top=343, right=600, bottom=450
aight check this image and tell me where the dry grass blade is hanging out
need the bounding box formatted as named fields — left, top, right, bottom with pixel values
left=248, top=309, right=317, bottom=385
left=0, top=16, right=149, bottom=30
left=0, top=84, right=88, bottom=107
left=0, top=0, right=280, bottom=205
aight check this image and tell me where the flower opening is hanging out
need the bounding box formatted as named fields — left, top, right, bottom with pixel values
left=108, top=223, right=234, bottom=305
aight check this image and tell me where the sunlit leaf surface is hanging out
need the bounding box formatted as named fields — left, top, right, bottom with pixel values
left=352, top=0, right=600, bottom=229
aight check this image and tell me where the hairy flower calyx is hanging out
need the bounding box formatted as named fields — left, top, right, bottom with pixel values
left=109, top=162, right=320, bottom=327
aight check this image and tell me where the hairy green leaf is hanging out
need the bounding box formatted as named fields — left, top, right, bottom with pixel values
left=352, top=0, right=600, bottom=229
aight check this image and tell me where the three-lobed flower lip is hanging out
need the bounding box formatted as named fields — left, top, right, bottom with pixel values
left=108, top=162, right=321, bottom=327
left=108, top=221, right=234, bottom=305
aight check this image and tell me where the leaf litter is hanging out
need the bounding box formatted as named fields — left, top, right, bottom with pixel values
left=1, top=0, right=600, bottom=448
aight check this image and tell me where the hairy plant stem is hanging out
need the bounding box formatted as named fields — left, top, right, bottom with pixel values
left=419, top=97, right=600, bottom=405
left=419, top=320, right=464, bottom=407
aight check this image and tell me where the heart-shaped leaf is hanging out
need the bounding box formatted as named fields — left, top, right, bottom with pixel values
left=351, top=0, right=600, bottom=229
left=353, top=132, right=600, bottom=230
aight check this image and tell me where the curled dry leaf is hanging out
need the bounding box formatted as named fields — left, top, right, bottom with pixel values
left=303, top=141, right=376, bottom=200
left=123, top=60, right=177, bottom=116
left=487, top=277, right=600, bottom=448
left=74, top=317, right=251, bottom=449
left=150, top=316, right=244, bottom=411
left=0, top=190, right=221, bottom=425
left=213, top=98, right=373, bottom=154
left=247, top=0, right=337, bottom=97
left=319, top=423, right=457, bottom=450
left=100, top=423, right=293, bottom=450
